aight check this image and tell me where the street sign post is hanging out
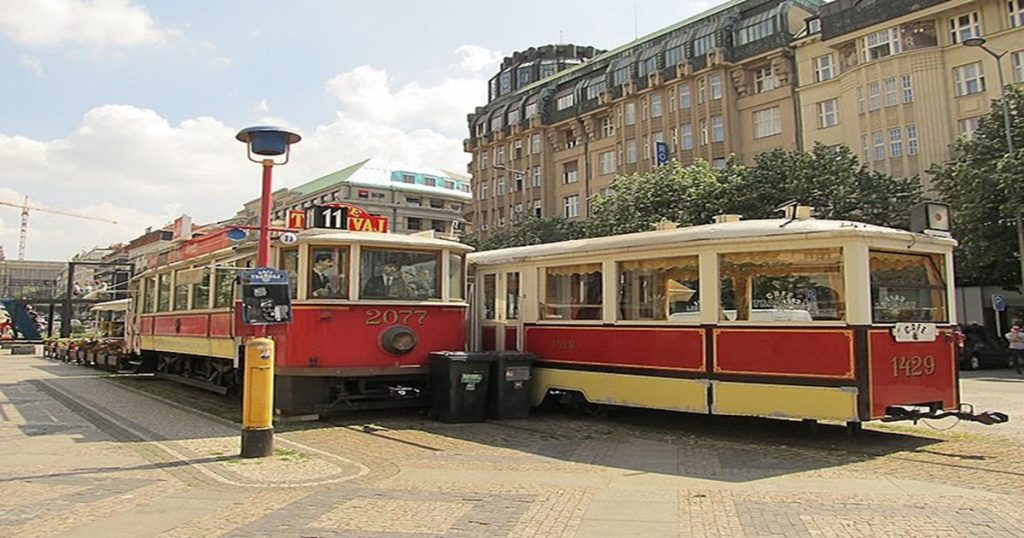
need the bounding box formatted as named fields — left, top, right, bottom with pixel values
left=992, top=294, right=1006, bottom=336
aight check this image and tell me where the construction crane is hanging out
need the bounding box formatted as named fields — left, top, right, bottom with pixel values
left=0, top=196, right=118, bottom=260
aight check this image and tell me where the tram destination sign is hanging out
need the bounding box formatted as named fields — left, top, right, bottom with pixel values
left=288, top=203, right=388, bottom=233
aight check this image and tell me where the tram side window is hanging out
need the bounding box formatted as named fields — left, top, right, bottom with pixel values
left=309, top=247, right=348, bottom=299
left=173, top=271, right=189, bottom=311
left=449, top=253, right=465, bottom=300
left=507, top=272, right=520, bottom=320
left=870, top=251, right=947, bottom=323
left=483, top=274, right=497, bottom=319
left=157, top=273, right=171, bottom=312
left=542, top=263, right=602, bottom=320
left=192, top=269, right=211, bottom=310
left=360, top=249, right=440, bottom=300
left=280, top=248, right=298, bottom=300
left=720, top=248, right=845, bottom=322
left=144, top=277, right=156, bottom=313
left=214, top=265, right=236, bottom=308
left=618, top=256, right=699, bottom=321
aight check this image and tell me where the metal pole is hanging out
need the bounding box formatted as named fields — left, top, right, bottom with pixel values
left=60, top=263, right=75, bottom=338
left=257, top=159, right=274, bottom=268
left=992, top=52, right=1024, bottom=305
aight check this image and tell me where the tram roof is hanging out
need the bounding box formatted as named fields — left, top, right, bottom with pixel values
left=298, top=229, right=474, bottom=252
left=469, top=218, right=954, bottom=266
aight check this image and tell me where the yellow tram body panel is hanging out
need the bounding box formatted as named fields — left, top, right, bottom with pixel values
left=141, top=335, right=236, bottom=360
left=711, top=381, right=859, bottom=422
left=531, top=367, right=709, bottom=413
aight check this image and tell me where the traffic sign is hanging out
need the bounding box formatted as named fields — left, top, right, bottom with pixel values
left=992, top=294, right=1006, bottom=312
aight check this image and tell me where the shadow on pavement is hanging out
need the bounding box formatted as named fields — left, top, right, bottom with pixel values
left=0, top=454, right=237, bottom=483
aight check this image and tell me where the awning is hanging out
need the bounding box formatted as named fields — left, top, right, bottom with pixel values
left=91, top=298, right=130, bottom=312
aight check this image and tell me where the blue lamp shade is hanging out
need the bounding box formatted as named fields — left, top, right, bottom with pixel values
left=235, top=126, right=302, bottom=156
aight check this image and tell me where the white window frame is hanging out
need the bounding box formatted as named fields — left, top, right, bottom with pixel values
left=680, top=123, right=694, bottom=150
left=600, top=151, right=616, bottom=175
left=958, top=116, right=982, bottom=140
left=889, top=128, right=903, bottom=157
left=954, top=62, right=985, bottom=96
left=1012, top=51, right=1024, bottom=83
left=1012, top=0, right=1024, bottom=28
left=873, top=131, right=885, bottom=161
left=868, top=82, right=881, bottom=111
left=601, top=116, right=616, bottom=138
left=699, top=119, right=709, bottom=146
left=563, top=195, right=579, bottom=219
left=949, top=12, right=981, bottom=44
left=556, top=93, right=575, bottom=111
left=753, top=66, right=777, bottom=94
left=884, top=77, right=898, bottom=107
left=709, top=73, right=722, bottom=100
left=753, top=107, right=781, bottom=139
left=679, top=83, right=692, bottom=109
left=817, top=99, right=838, bottom=129
left=626, top=139, right=638, bottom=163
left=857, top=87, right=865, bottom=114
left=862, top=27, right=902, bottom=62
left=813, top=54, right=834, bottom=82
left=907, top=125, right=919, bottom=155
left=901, top=75, right=914, bottom=103
left=625, top=102, right=636, bottom=126
left=532, top=166, right=541, bottom=188
left=651, top=92, right=663, bottom=117
left=711, top=115, right=725, bottom=143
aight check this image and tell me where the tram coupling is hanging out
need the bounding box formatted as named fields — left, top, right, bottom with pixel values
left=882, top=403, right=1009, bottom=425
left=389, top=385, right=421, bottom=399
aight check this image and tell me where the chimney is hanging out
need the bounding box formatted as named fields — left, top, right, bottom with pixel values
left=713, top=214, right=742, bottom=224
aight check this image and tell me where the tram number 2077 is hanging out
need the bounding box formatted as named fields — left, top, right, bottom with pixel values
left=891, top=355, right=936, bottom=378
left=365, top=309, right=428, bottom=326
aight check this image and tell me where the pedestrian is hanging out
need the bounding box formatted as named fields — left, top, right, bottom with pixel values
left=1005, top=324, right=1024, bottom=374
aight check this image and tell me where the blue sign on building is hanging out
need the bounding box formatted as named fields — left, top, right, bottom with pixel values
left=655, top=142, right=669, bottom=166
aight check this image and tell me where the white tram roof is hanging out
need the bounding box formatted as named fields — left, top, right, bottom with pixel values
left=469, top=218, right=955, bottom=266
left=298, top=228, right=474, bottom=253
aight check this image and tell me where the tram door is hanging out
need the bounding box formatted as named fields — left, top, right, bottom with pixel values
left=478, top=272, right=522, bottom=352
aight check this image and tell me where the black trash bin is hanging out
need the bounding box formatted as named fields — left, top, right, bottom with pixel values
left=429, top=352, right=492, bottom=423
left=488, top=352, right=536, bottom=420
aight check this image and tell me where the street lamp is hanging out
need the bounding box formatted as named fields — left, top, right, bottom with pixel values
left=234, top=125, right=300, bottom=458
left=962, top=38, right=1022, bottom=317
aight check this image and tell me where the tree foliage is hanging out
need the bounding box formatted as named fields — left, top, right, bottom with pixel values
left=471, top=214, right=587, bottom=251
left=932, top=85, right=1024, bottom=287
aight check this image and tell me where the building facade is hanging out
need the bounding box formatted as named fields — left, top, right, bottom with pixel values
left=0, top=260, right=64, bottom=300
left=253, top=158, right=472, bottom=235
left=466, top=0, right=823, bottom=240
left=795, top=0, right=1024, bottom=191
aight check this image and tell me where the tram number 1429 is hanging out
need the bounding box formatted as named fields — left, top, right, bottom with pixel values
left=891, top=355, right=936, bottom=378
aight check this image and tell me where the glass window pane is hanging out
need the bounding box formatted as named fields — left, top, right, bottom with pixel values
left=870, top=251, right=947, bottom=322
left=157, top=273, right=171, bottom=312
left=543, top=263, right=602, bottom=320
left=309, top=247, right=348, bottom=299
left=360, top=249, right=439, bottom=300
left=506, top=272, right=520, bottom=320
left=192, top=270, right=210, bottom=310
left=280, top=248, right=298, bottom=300
left=173, top=272, right=189, bottom=311
left=449, top=254, right=465, bottom=300
left=483, top=274, right=496, bottom=319
left=720, top=249, right=845, bottom=322
left=618, top=256, right=699, bottom=321
left=144, top=277, right=156, bottom=313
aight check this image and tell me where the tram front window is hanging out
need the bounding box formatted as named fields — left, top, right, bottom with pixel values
left=720, top=248, right=845, bottom=322
left=309, top=247, right=347, bottom=299
left=360, top=249, right=439, bottom=300
left=870, top=251, right=947, bottom=323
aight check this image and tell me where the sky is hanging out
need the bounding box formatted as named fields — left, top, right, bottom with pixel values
left=0, top=0, right=717, bottom=261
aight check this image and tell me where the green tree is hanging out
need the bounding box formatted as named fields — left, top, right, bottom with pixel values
left=932, top=86, right=1024, bottom=287
left=473, top=214, right=587, bottom=251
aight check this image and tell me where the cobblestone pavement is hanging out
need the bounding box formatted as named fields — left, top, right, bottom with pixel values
left=1, top=353, right=1022, bottom=537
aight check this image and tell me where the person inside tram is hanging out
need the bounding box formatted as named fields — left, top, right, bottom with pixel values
left=310, top=253, right=336, bottom=297
left=362, top=262, right=411, bottom=299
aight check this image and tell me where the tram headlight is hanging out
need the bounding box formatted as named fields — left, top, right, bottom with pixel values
left=381, top=326, right=418, bottom=355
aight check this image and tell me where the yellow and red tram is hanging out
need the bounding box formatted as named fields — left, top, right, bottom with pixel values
left=128, top=220, right=471, bottom=415
left=468, top=211, right=995, bottom=426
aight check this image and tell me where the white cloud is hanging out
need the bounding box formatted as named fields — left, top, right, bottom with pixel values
left=254, top=99, right=270, bottom=113
left=0, top=0, right=180, bottom=47
left=19, top=55, right=44, bottom=77
left=454, top=44, right=503, bottom=73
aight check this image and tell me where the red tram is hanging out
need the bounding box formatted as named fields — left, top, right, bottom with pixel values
left=127, top=208, right=471, bottom=415
left=468, top=210, right=1005, bottom=427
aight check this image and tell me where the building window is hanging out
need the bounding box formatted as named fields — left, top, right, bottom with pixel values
left=693, top=33, right=714, bottom=57
left=407, top=217, right=422, bottom=231
left=625, top=102, right=636, bottom=125
left=902, top=75, right=914, bottom=103
left=817, top=99, right=838, bottom=128
left=862, top=27, right=901, bottom=62
left=533, top=199, right=542, bottom=217
left=861, top=134, right=869, bottom=162
left=531, top=134, right=542, bottom=153
left=867, top=82, right=881, bottom=111
left=496, top=146, right=505, bottom=164
left=513, top=139, right=523, bottom=159
left=496, top=177, right=506, bottom=195
left=954, top=62, right=985, bottom=96
left=480, top=181, right=488, bottom=200
left=711, top=158, right=727, bottom=169
left=873, top=131, right=885, bottom=161
left=517, top=67, right=531, bottom=87
left=525, top=102, right=539, bottom=119
left=642, top=135, right=650, bottom=160
left=651, top=93, right=663, bottom=117
left=813, top=55, right=834, bottom=82
left=679, top=83, right=691, bottom=108
left=1012, top=0, right=1024, bottom=28
left=563, top=195, right=580, bottom=219
left=907, top=125, right=919, bottom=155
left=507, top=109, right=520, bottom=125
left=709, top=73, right=722, bottom=100
left=532, top=165, right=541, bottom=187
left=949, top=12, right=981, bottom=44
left=808, top=17, right=821, bottom=34
left=735, top=17, right=775, bottom=45
left=479, top=152, right=489, bottom=170
left=698, top=78, right=706, bottom=104
left=699, top=119, right=708, bottom=146
left=514, top=172, right=523, bottom=192
left=406, top=197, right=421, bottom=207
left=711, top=115, right=725, bottom=143
left=613, top=66, right=630, bottom=86
left=601, top=116, right=616, bottom=138
left=857, top=87, right=865, bottom=114
left=884, top=78, right=898, bottom=107
left=680, top=123, right=694, bottom=150
left=563, top=161, right=579, bottom=184
left=626, top=139, right=638, bottom=163
left=752, top=67, right=777, bottom=93
left=753, top=107, right=781, bottom=139
left=666, top=45, right=684, bottom=66
left=556, top=92, right=575, bottom=110
left=670, top=126, right=677, bottom=151
left=959, top=116, right=982, bottom=140
left=1012, top=51, right=1024, bottom=83
left=585, top=81, right=606, bottom=100
left=889, top=128, right=903, bottom=157
left=600, top=151, right=616, bottom=175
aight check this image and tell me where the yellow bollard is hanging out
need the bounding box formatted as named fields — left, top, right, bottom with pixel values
left=241, top=337, right=275, bottom=458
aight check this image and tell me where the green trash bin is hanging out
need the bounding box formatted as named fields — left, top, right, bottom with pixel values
left=429, top=352, right=492, bottom=423
left=488, top=352, right=536, bottom=420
